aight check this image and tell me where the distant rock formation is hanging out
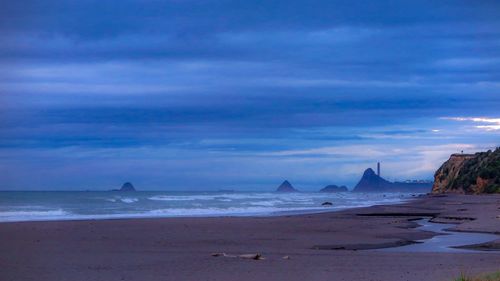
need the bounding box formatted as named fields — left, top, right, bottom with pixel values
left=432, top=148, right=500, bottom=194
left=276, top=180, right=298, bottom=192
left=112, top=182, right=136, bottom=192
left=320, top=185, right=348, bottom=192
left=353, top=168, right=432, bottom=193
left=353, top=168, right=392, bottom=192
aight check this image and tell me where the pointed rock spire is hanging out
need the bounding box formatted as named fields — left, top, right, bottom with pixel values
left=276, top=180, right=298, bottom=192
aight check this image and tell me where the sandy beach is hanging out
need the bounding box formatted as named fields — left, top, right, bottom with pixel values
left=1, top=194, right=499, bottom=281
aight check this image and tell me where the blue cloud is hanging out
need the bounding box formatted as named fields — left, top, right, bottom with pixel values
left=0, top=0, right=499, bottom=190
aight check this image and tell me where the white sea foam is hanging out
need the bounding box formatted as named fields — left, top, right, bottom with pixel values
left=0, top=191, right=414, bottom=222
left=247, top=200, right=285, bottom=207
left=0, top=209, right=70, bottom=222
left=145, top=206, right=327, bottom=217
left=0, top=206, right=329, bottom=222
left=104, top=197, right=138, bottom=203
left=120, top=197, right=139, bottom=203
left=147, top=193, right=315, bottom=202
left=148, top=195, right=216, bottom=201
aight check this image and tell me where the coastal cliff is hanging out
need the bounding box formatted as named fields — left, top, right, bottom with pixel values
left=432, top=148, right=500, bottom=194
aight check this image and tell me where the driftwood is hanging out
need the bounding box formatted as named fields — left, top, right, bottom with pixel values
left=211, top=253, right=263, bottom=260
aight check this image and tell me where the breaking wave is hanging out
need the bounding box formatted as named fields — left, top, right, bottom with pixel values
left=0, top=191, right=413, bottom=222
left=0, top=209, right=70, bottom=222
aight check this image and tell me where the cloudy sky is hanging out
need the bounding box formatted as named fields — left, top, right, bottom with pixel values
left=1, top=0, right=499, bottom=191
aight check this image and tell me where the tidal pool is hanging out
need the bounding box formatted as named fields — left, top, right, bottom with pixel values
left=382, top=219, right=499, bottom=253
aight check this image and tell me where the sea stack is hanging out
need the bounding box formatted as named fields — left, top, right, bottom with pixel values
left=116, top=182, right=136, bottom=192
left=353, top=168, right=392, bottom=192
left=276, top=180, right=298, bottom=192
left=353, top=167, right=432, bottom=193
left=320, top=185, right=348, bottom=192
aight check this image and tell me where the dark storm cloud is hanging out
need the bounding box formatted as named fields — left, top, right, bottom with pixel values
left=1, top=0, right=499, bottom=63
left=2, top=0, right=499, bottom=35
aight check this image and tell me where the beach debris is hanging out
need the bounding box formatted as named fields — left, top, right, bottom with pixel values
left=211, top=252, right=238, bottom=258
left=211, top=253, right=264, bottom=260
left=321, top=201, right=333, bottom=206
left=282, top=255, right=290, bottom=260
left=239, top=253, right=263, bottom=260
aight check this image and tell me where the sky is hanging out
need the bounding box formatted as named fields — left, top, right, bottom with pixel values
left=0, top=0, right=499, bottom=191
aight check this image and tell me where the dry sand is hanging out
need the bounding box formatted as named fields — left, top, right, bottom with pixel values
left=1, top=194, right=499, bottom=281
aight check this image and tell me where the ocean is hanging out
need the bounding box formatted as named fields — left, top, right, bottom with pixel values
left=0, top=191, right=416, bottom=222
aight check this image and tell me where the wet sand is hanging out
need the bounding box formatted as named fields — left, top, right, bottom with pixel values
left=0, top=194, right=499, bottom=281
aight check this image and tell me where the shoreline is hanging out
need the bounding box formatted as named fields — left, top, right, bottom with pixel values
left=0, top=198, right=416, bottom=224
left=1, top=194, right=499, bottom=281
left=0, top=191, right=415, bottom=223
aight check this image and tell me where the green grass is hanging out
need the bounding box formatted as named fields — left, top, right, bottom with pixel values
left=455, top=271, right=500, bottom=281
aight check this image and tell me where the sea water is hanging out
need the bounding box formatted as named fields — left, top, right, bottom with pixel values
left=0, top=191, right=415, bottom=222
left=381, top=219, right=500, bottom=253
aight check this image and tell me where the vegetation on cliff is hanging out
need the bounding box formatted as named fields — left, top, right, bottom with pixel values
left=454, top=271, right=500, bottom=281
left=433, top=148, right=500, bottom=194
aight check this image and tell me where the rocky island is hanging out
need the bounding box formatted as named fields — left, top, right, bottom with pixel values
left=276, top=180, right=298, bottom=192
left=353, top=167, right=432, bottom=192
left=319, top=185, right=348, bottom=192
left=432, top=148, right=500, bottom=194
left=112, top=182, right=136, bottom=192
